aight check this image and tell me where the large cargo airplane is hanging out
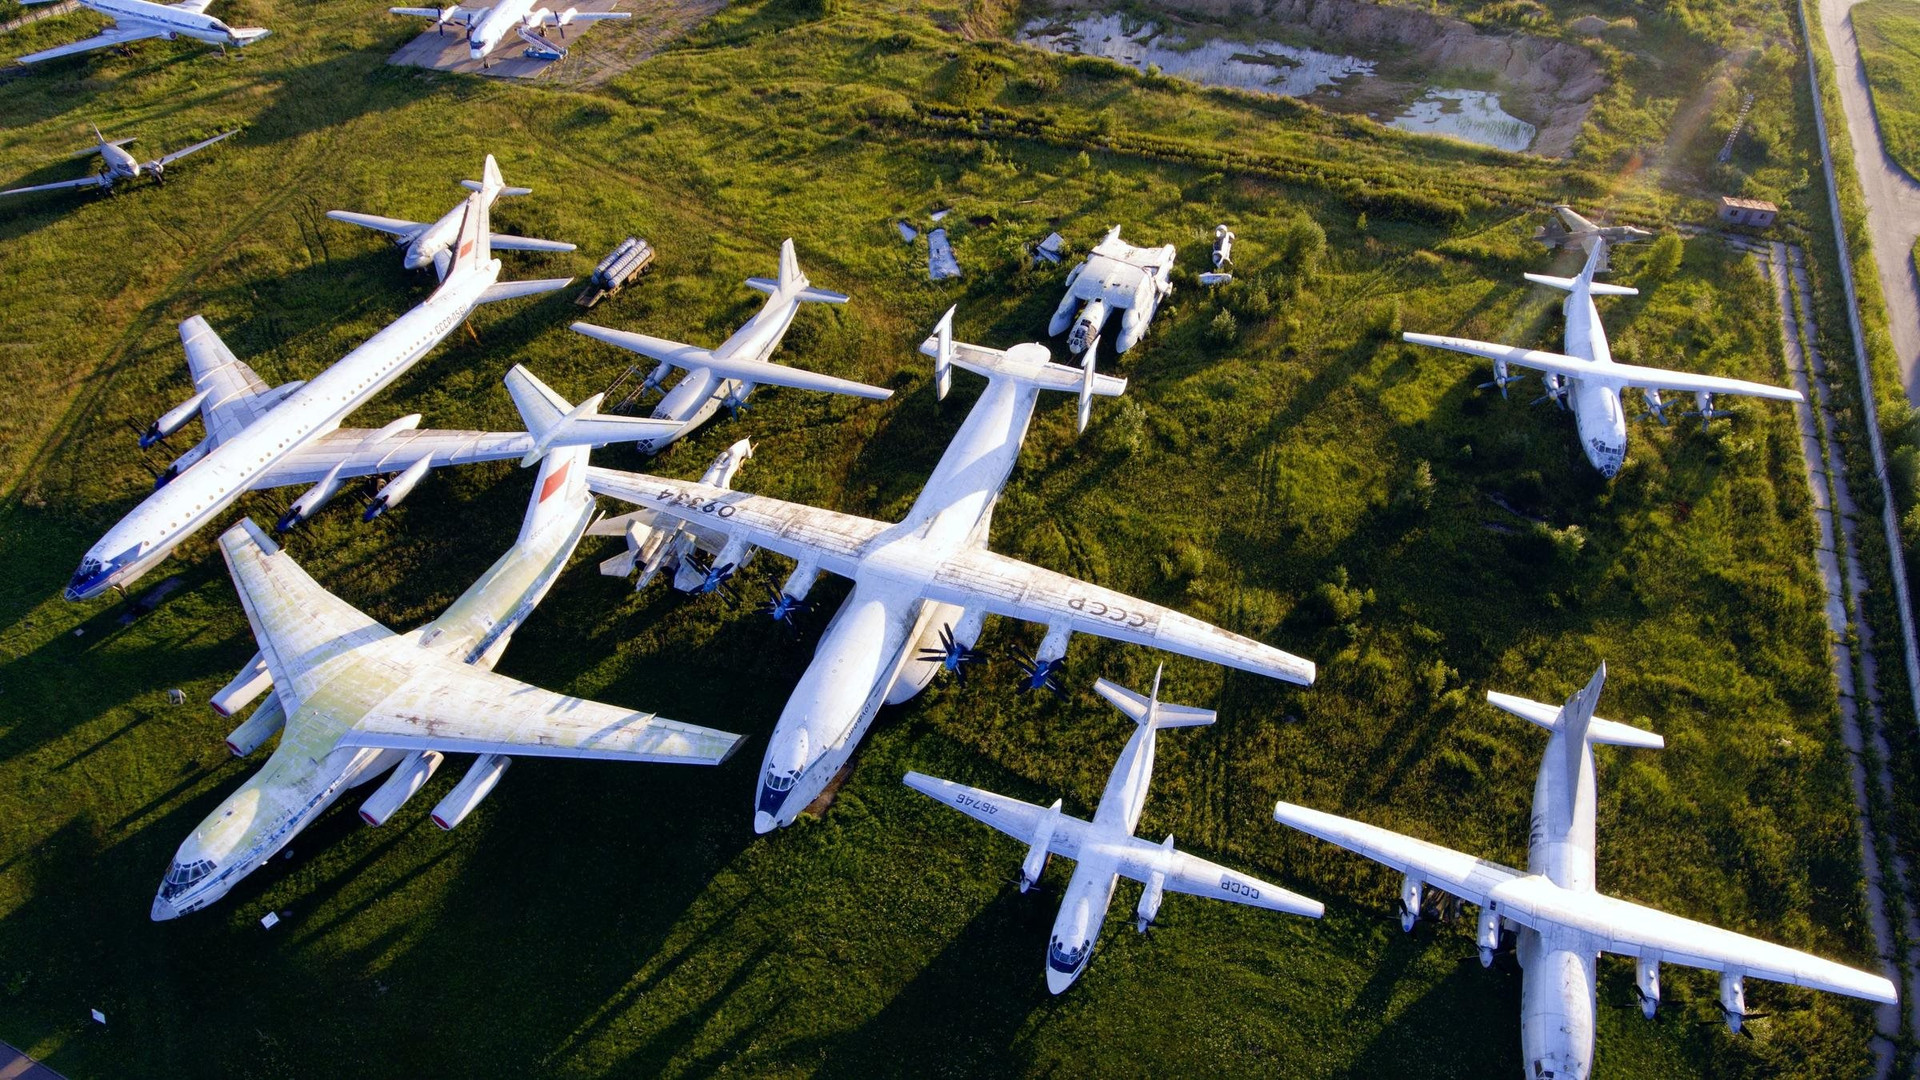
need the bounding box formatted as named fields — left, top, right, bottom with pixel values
left=906, top=668, right=1322, bottom=993
left=1273, top=664, right=1897, bottom=1080
left=64, top=157, right=674, bottom=601
left=10, top=0, right=267, bottom=64
left=570, top=239, right=893, bottom=456
left=328, top=170, right=575, bottom=281
left=0, top=125, right=234, bottom=198
left=1403, top=239, right=1802, bottom=476
left=389, top=0, right=627, bottom=67
left=582, top=308, right=1315, bottom=833
left=151, top=441, right=742, bottom=920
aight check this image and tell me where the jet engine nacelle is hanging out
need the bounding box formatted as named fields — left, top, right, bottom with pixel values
left=359, top=750, right=445, bottom=826
left=1476, top=905, right=1501, bottom=967
left=1399, top=873, right=1424, bottom=932
left=363, top=455, right=434, bottom=521
left=225, top=693, right=286, bottom=756
left=431, top=753, right=512, bottom=830
left=1719, top=971, right=1746, bottom=1033
left=156, top=436, right=212, bottom=488
left=1635, top=957, right=1661, bottom=1019
left=279, top=461, right=349, bottom=533
left=1020, top=799, right=1062, bottom=892
left=210, top=651, right=270, bottom=717
left=142, top=390, right=209, bottom=449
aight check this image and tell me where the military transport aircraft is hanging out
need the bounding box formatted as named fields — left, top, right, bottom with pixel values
left=328, top=168, right=575, bottom=281
left=152, top=439, right=742, bottom=919
left=906, top=668, right=1323, bottom=993
left=1273, top=664, right=1897, bottom=1080
left=9, top=0, right=267, bottom=64
left=64, top=157, right=676, bottom=601
left=0, top=125, right=234, bottom=198
left=1403, top=239, right=1803, bottom=477
left=389, top=0, right=627, bottom=67
left=570, top=239, right=893, bottom=455
left=581, top=308, right=1315, bottom=833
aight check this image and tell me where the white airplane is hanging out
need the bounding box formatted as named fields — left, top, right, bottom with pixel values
left=591, top=438, right=755, bottom=591
left=151, top=441, right=743, bottom=920
left=1535, top=205, right=1653, bottom=272
left=582, top=308, right=1316, bottom=833
left=0, top=125, right=234, bottom=197
left=1047, top=225, right=1175, bottom=356
left=1403, top=239, right=1803, bottom=477
left=571, top=239, right=892, bottom=455
left=389, top=0, right=627, bottom=66
left=328, top=172, right=574, bottom=281
left=65, top=156, right=676, bottom=602
left=905, top=668, right=1323, bottom=993
left=12, top=0, right=267, bottom=64
left=1273, top=664, right=1897, bottom=1080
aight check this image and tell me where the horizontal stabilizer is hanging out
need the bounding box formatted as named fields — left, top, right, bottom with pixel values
left=742, top=277, right=849, bottom=304
left=1486, top=690, right=1665, bottom=749
left=1094, top=676, right=1215, bottom=729
left=503, top=365, right=679, bottom=463
left=571, top=323, right=891, bottom=400
left=1524, top=272, right=1638, bottom=296
left=73, top=138, right=136, bottom=156
left=477, top=277, right=573, bottom=304
left=461, top=180, right=533, bottom=196
left=919, top=312, right=1126, bottom=398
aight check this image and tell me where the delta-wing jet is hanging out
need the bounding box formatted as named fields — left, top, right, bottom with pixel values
left=152, top=441, right=743, bottom=919
left=65, top=156, right=678, bottom=601
left=581, top=308, right=1315, bottom=832
left=1, top=125, right=234, bottom=197
left=10, top=0, right=267, bottom=63
left=906, top=668, right=1322, bottom=993
left=1404, top=240, right=1802, bottom=476
left=1272, top=664, right=1897, bottom=1080
left=328, top=170, right=574, bottom=281
left=389, top=0, right=627, bottom=67
left=570, top=239, right=892, bottom=455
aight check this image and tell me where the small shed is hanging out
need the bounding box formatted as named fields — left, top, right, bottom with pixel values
left=1717, top=196, right=1778, bottom=228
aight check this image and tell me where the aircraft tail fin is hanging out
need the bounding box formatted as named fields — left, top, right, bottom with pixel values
left=743, top=239, right=849, bottom=304
left=1523, top=240, right=1636, bottom=296
left=1094, top=666, right=1217, bottom=730
left=919, top=306, right=1126, bottom=422
left=1486, top=664, right=1665, bottom=750
left=503, top=364, right=681, bottom=469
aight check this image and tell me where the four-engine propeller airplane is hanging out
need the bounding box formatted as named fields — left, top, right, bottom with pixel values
left=389, top=0, right=627, bottom=66
left=570, top=239, right=892, bottom=455
left=1403, top=239, right=1803, bottom=477
left=906, top=668, right=1323, bottom=993
left=10, top=0, right=267, bottom=64
left=1, top=125, right=234, bottom=197
left=1273, top=664, right=1897, bottom=1080
left=581, top=307, right=1315, bottom=833
left=151, top=441, right=743, bottom=919
left=328, top=169, right=574, bottom=281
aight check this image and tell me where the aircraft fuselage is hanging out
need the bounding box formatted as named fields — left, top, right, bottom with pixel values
left=643, top=287, right=806, bottom=453
left=1556, top=289, right=1629, bottom=477
left=1511, top=723, right=1602, bottom=1078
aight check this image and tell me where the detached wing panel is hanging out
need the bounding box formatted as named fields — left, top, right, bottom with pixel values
left=584, top=470, right=885, bottom=576
left=1272, top=801, right=1520, bottom=907
left=903, top=772, right=1086, bottom=860
left=217, top=520, right=393, bottom=710
left=341, top=653, right=742, bottom=764
left=16, top=24, right=164, bottom=63
left=926, top=548, right=1315, bottom=685
left=252, top=428, right=537, bottom=489
left=180, top=316, right=274, bottom=446
left=1151, top=847, right=1323, bottom=918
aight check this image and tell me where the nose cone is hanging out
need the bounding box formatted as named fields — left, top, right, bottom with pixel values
left=753, top=811, right=778, bottom=835
left=1045, top=965, right=1078, bottom=995
left=150, top=894, right=179, bottom=922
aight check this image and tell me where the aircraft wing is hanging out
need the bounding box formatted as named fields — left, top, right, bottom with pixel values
left=179, top=315, right=277, bottom=446
left=1142, top=846, right=1323, bottom=918
left=339, top=648, right=742, bottom=765
left=154, top=129, right=237, bottom=169
left=572, top=323, right=893, bottom=401
left=16, top=23, right=165, bottom=64
left=1404, top=334, right=1803, bottom=402
left=325, top=211, right=424, bottom=238
left=1483, top=876, right=1897, bottom=1004
left=528, top=7, right=629, bottom=23
left=0, top=173, right=112, bottom=196
left=391, top=5, right=484, bottom=23
left=1272, top=800, right=1522, bottom=908
left=217, top=520, right=394, bottom=711
left=583, top=469, right=887, bottom=578
left=902, top=772, right=1086, bottom=861
left=922, top=547, right=1315, bottom=685
left=251, top=428, right=537, bottom=488
left=490, top=233, right=576, bottom=253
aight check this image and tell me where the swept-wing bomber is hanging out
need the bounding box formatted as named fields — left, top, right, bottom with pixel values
left=1273, top=664, right=1897, bottom=1080
left=328, top=168, right=575, bottom=281
left=152, top=441, right=742, bottom=919
left=1403, top=239, right=1802, bottom=476
left=906, top=668, right=1322, bottom=993
left=583, top=308, right=1315, bottom=833
left=1, top=125, right=234, bottom=197
left=10, top=0, right=267, bottom=64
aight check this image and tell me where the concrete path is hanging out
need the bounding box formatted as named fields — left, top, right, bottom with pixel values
left=0, top=1040, right=65, bottom=1080
left=1818, top=0, right=1920, bottom=406
left=386, top=0, right=624, bottom=80
left=1760, top=242, right=1918, bottom=1071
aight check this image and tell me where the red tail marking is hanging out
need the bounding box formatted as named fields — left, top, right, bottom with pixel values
left=538, top=458, right=572, bottom=503
left=458, top=240, right=475, bottom=260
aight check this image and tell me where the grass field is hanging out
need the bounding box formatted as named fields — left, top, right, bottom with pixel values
left=0, top=0, right=1899, bottom=1076
left=1855, top=0, right=1920, bottom=182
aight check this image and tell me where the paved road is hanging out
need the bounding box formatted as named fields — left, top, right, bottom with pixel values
left=1819, top=0, right=1920, bottom=407
left=0, top=1040, right=65, bottom=1080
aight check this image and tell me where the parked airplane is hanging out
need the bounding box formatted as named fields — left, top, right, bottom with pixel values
left=11, top=0, right=267, bottom=64
left=582, top=308, right=1315, bottom=832
left=906, top=668, right=1323, bottom=993
left=591, top=438, right=754, bottom=590
left=151, top=442, right=743, bottom=920
left=328, top=172, right=574, bottom=281
left=1534, top=205, right=1653, bottom=272
left=1403, top=240, right=1802, bottom=477
left=0, top=125, right=234, bottom=197
left=389, top=0, right=627, bottom=66
left=1047, top=225, right=1174, bottom=356
left=1272, top=664, right=1897, bottom=1080
left=570, top=239, right=892, bottom=455
left=65, top=157, right=673, bottom=601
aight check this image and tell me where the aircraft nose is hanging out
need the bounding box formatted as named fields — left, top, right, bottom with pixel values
left=150, top=894, right=179, bottom=922
left=1045, top=966, right=1077, bottom=995
left=753, top=811, right=778, bottom=835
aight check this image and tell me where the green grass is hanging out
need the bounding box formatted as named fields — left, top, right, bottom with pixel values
left=1855, top=0, right=1920, bottom=181
left=0, top=0, right=1894, bottom=1076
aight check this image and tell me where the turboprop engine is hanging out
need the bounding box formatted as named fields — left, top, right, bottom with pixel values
left=1476, top=905, right=1502, bottom=967
left=141, top=391, right=209, bottom=449
left=1135, top=836, right=1175, bottom=932
left=1020, top=799, right=1063, bottom=892
left=1719, top=972, right=1747, bottom=1033
left=722, top=381, right=758, bottom=416
left=1399, top=872, right=1424, bottom=932
left=1635, top=957, right=1661, bottom=1019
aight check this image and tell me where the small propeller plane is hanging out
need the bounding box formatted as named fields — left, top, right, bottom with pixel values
left=906, top=668, right=1323, bottom=993
left=10, top=0, right=267, bottom=64
left=578, top=307, right=1315, bottom=833
left=570, top=239, right=893, bottom=456
left=1403, top=239, right=1803, bottom=477
left=152, top=441, right=743, bottom=919
left=1, top=125, right=234, bottom=198
left=1272, top=664, right=1897, bottom=1080
left=389, top=0, right=627, bottom=67
left=328, top=167, right=574, bottom=281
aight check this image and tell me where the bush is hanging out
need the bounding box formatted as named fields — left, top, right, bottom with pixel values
left=1642, top=234, right=1683, bottom=282
left=1206, top=308, right=1238, bottom=345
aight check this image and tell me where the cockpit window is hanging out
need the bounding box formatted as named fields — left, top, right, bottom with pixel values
left=765, top=769, right=796, bottom=792
left=1047, top=937, right=1089, bottom=972
left=160, top=859, right=216, bottom=898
